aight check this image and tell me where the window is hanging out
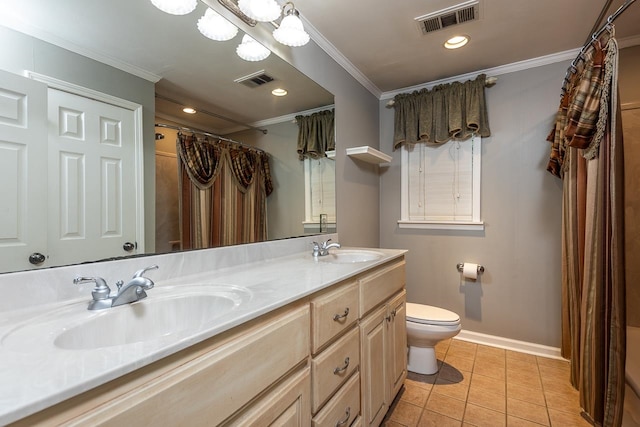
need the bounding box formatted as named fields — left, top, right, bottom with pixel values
left=303, top=155, right=336, bottom=231
left=398, top=135, right=483, bottom=230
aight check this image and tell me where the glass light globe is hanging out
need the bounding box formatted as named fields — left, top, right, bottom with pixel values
left=197, top=8, right=239, bottom=41
left=236, top=34, right=271, bottom=61
left=150, top=0, right=197, bottom=15
left=273, top=14, right=310, bottom=47
left=238, top=0, right=281, bottom=22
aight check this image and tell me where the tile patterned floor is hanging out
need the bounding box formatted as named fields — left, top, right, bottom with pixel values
left=383, top=338, right=592, bottom=427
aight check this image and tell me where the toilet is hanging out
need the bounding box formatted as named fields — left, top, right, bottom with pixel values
left=406, top=303, right=462, bottom=375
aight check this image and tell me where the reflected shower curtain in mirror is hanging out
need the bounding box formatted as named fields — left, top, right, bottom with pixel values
left=176, top=133, right=273, bottom=249
left=547, top=29, right=625, bottom=427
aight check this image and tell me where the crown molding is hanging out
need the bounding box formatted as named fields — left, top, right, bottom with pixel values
left=0, top=22, right=162, bottom=83
left=299, top=15, right=382, bottom=99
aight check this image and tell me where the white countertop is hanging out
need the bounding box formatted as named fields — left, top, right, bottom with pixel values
left=0, top=245, right=406, bottom=425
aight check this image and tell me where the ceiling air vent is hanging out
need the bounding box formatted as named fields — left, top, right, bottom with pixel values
left=415, top=0, right=480, bottom=35
left=234, top=70, right=275, bottom=88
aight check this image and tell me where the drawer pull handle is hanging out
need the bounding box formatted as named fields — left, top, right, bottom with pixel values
left=335, top=407, right=351, bottom=427
left=333, top=357, right=350, bottom=375
left=333, top=307, right=350, bottom=321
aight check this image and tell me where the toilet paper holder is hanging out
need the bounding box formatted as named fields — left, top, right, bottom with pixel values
left=456, top=263, right=485, bottom=274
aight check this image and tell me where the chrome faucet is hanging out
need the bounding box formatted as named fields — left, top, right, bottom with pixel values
left=312, top=239, right=341, bottom=257
left=74, top=265, right=159, bottom=310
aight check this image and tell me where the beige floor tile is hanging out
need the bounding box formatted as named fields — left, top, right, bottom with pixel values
left=426, top=392, right=466, bottom=420
left=547, top=408, right=591, bottom=426
left=463, top=403, right=506, bottom=427
left=507, top=398, right=550, bottom=426
left=476, top=344, right=506, bottom=358
left=407, top=371, right=438, bottom=386
left=434, top=376, right=471, bottom=402
left=438, top=364, right=469, bottom=383
left=506, top=350, right=537, bottom=364
left=471, top=373, right=506, bottom=396
left=444, top=354, right=476, bottom=372
left=507, top=415, right=548, bottom=426
left=383, top=421, right=406, bottom=427
left=538, top=365, right=570, bottom=382
left=543, top=389, right=581, bottom=414
left=389, top=401, right=423, bottom=427
left=418, top=409, right=463, bottom=427
left=507, top=382, right=546, bottom=407
left=474, top=359, right=506, bottom=380
left=467, top=385, right=506, bottom=413
left=540, top=375, right=577, bottom=396
left=436, top=339, right=452, bottom=353
left=507, top=369, right=543, bottom=390
left=507, top=357, right=539, bottom=373
left=475, top=351, right=507, bottom=367
left=535, top=357, right=570, bottom=371
left=401, top=381, right=431, bottom=407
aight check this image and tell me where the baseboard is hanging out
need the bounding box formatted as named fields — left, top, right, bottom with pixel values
left=455, top=329, right=565, bottom=360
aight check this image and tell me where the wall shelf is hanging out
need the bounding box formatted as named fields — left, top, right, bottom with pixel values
left=346, top=146, right=392, bottom=165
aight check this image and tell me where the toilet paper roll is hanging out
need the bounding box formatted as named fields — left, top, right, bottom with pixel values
left=462, top=263, right=478, bottom=280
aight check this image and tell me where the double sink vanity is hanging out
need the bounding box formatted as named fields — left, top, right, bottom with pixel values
left=0, top=235, right=407, bottom=426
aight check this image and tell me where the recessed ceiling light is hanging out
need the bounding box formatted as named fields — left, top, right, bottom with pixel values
left=444, top=35, right=469, bottom=49
left=183, top=107, right=197, bottom=114
left=271, top=88, right=288, bottom=97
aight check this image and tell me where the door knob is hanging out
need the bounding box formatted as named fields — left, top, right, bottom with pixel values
left=123, top=242, right=136, bottom=252
left=29, top=253, right=46, bottom=265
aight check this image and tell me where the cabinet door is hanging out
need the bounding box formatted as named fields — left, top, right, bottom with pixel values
left=359, top=305, right=388, bottom=427
left=386, top=291, right=407, bottom=403
left=223, top=367, right=311, bottom=427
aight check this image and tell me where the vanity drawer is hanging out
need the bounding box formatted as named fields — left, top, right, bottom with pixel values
left=312, top=371, right=360, bottom=427
left=311, top=326, right=360, bottom=413
left=359, top=259, right=405, bottom=316
left=311, top=280, right=359, bottom=354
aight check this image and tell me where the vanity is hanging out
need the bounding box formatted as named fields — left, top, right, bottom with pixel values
left=0, top=235, right=407, bottom=426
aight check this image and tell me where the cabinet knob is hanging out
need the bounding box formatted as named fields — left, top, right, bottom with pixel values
left=333, top=357, right=350, bottom=375
left=333, top=307, right=350, bottom=322
left=335, top=407, right=351, bottom=427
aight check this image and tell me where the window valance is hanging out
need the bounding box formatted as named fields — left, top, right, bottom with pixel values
left=393, top=74, right=491, bottom=149
left=295, top=109, right=335, bottom=160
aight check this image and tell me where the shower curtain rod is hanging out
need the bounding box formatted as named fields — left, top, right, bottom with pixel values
left=155, top=93, right=268, bottom=135
left=562, top=0, right=637, bottom=91
left=154, top=123, right=266, bottom=154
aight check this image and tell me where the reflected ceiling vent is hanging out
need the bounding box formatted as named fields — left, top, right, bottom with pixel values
left=415, top=0, right=479, bottom=34
left=234, top=70, right=275, bottom=88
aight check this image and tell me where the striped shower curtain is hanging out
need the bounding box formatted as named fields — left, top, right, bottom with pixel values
left=547, top=29, right=626, bottom=427
left=176, top=133, right=273, bottom=249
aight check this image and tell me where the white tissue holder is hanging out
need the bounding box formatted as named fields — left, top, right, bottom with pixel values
left=456, top=263, right=484, bottom=274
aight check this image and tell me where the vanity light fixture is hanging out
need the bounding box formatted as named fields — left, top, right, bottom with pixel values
left=197, top=8, right=239, bottom=41
left=149, top=0, right=197, bottom=15
left=183, top=107, right=197, bottom=114
left=271, top=88, right=288, bottom=96
left=236, top=34, right=271, bottom=61
left=444, top=35, right=470, bottom=49
left=272, top=2, right=310, bottom=47
left=238, top=0, right=281, bottom=22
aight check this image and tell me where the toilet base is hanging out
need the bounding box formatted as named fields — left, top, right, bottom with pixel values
left=407, top=345, right=439, bottom=375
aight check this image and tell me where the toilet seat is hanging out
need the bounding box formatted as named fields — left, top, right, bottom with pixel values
left=406, top=303, right=460, bottom=326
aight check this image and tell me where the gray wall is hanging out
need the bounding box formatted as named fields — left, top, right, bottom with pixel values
left=0, top=26, right=157, bottom=252
left=379, top=61, right=567, bottom=347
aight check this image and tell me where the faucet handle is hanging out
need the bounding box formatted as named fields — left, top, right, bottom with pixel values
left=132, top=264, right=159, bottom=278
left=322, top=238, right=332, bottom=249
left=73, top=276, right=111, bottom=300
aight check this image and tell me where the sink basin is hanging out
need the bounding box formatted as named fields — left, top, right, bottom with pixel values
left=317, top=249, right=384, bottom=264
left=2, top=284, right=251, bottom=352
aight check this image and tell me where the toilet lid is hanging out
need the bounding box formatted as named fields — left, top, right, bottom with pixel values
left=406, top=303, right=460, bottom=326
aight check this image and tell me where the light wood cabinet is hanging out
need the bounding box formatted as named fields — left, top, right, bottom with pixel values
left=360, top=304, right=388, bottom=427
left=310, top=279, right=359, bottom=354
left=387, top=291, right=408, bottom=403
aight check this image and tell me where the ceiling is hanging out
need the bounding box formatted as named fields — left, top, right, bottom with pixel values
left=1, top=0, right=638, bottom=129
left=296, top=0, right=640, bottom=95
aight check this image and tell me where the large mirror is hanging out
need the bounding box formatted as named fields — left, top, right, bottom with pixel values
left=0, top=0, right=335, bottom=274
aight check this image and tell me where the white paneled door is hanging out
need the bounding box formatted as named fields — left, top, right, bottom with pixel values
left=0, top=70, right=48, bottom=272
left=47, top=88, right=138, bottom=267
